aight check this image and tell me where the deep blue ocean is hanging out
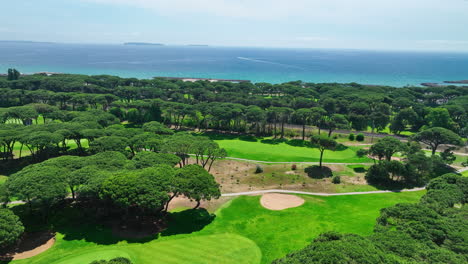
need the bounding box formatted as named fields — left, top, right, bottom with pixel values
left=1, top=42, right=468, bottom=87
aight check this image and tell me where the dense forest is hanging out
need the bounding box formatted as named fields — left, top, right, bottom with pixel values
left=0, top=72, right=466, bottom=137
left=0, top=70, right=466, bottom=263
left=274, top=173, right=468, bottom=263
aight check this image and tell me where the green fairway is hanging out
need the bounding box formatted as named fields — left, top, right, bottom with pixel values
left=10, top=191, right=423, bottom=264
left=211, top=136, right=371, bottom=163
left=33, top=234, right=260, bottom=264
left=462, top=170, right=468, bottom=177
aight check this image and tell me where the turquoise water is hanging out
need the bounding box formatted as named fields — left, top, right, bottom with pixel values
left=1, top=42, right=468, bottom=86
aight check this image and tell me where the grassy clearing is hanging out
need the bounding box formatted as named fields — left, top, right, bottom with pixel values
left=8, top=191, right=424, bottom=264
left=364, top=125, right=415, bottom=136
left=453, top=154, right=467, bottom=167
left=207, top=135, right=371, bottom=163
left=462, top=170, right=468, bottom=177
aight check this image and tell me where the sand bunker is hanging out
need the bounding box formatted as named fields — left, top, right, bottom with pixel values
left=260, top=193, right=305, bottom=210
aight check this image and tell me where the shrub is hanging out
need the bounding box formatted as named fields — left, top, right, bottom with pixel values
left=0, top=209, right=24, bottom=248
left=332, top=176, right=341, bottom=184
left=365, top=163, right=389, bottom=185
left=291, top=164, right=297, bottom=170
left=356, top=149, right=368, bottom=158
left=356, top=133, right=365, bottom=142
left=255, top=165, right=264, bottom=174
left=305, top=165, right=333, bottom=179
left=462, top=157, right=468, bottom=167
left=348, top=133, right=355, bottom=141
left=284, top=129, right=299, bottom=138
left=351, top=166, right=367, bottom=173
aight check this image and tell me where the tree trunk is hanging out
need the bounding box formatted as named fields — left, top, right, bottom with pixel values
left=281, top=121, right=285, bottom=139
left=273, top=122, right=277, bottom=138
left=208, top=159, right=215, bottom=172
left=319, top=150, right=324, bottom=168
left=194, top=200, right=201, bottom=209
left=164, top=194, right=177, bottom=212
left=19, top=143, right=24, bottom=158
left=302, top=124, right=306, bottom=141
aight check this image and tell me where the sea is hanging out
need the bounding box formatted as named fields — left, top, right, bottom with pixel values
left=1, top=41, right=468, bottom=87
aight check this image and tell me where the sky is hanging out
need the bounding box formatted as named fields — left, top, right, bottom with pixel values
left=1, top=0, right=468, bottom=51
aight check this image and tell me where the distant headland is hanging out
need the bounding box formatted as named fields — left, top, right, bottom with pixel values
left=123, top=42, right=164, bottom=46
left=444, top=80, right=468, bottom=84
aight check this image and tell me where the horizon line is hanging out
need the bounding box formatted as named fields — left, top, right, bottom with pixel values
left=2, top=39, right=468, bottom=54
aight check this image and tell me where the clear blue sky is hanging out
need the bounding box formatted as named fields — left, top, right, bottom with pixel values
left=2, top=0, right=468, bottom=51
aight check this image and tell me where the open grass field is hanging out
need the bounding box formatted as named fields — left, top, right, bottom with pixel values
left=7, top=191, right=424, bottom=264
left=207, top=135, right=371, bottom=163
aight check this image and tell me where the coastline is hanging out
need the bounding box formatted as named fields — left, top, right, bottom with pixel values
left=2, top=42, right=468, bottom=87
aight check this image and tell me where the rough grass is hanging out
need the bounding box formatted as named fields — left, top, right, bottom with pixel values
left=8, top=191, right=424, bottom=264
left=210, top=136, right=371, bottom=163
left=211, top=160, right=375, bottom=194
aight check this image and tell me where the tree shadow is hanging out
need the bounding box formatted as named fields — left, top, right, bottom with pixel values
left=350, top=166, right=367, bottom=173
left=0, top=158, right=35, bottom=176
left=335, top=144, right=348, bottom=151
left=161, top=208, right=215, bottom=236
left=260, top=138, right=287, bottom=145
left=304, top=165, right=333, bottom=179
left=285, top=139, right=312, bottom=147
left=366, top=181, right=422, bottom=191
left=197, top=132, right=237, bottom=141
left=238, top=135, right=259, bottom=142
left=10, top=204, right=215, bottom=247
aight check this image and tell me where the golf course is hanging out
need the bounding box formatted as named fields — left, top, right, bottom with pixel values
left=0, top=72, right=466, bottom=264
left=6, top=191, right=424, bottom=264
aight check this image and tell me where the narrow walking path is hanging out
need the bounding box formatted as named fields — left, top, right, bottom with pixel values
left=221, top=187, right=426, bottom=197
left=5, top=166, right=465, bottom=205
left=218, top=155, right=373, bottom=165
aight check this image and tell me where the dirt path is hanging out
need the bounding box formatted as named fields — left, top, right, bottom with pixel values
left=222, top=187, right=426, bottom=197
left=10, top=237, right=55, bottom=260
left=0, top=232, right=55, bottom=261
left=218, top=156, right=374, bottom=165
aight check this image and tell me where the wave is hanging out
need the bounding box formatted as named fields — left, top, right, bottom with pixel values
left=237, top=57, right=305, bottom=70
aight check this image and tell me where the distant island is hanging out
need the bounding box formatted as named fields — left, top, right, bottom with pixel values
left=0, top=40, right=54, bottom=44
left=123, top=42, right=164, bottom=46
left=444, top=80, right=468, bottom=84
